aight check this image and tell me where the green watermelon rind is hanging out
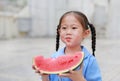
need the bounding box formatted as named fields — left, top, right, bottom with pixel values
left=33, top=52, right=84, bottom=74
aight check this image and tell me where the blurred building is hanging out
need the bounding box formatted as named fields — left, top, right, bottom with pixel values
left=0, top=12, right=18, bottom=39
left=0, top=0, right=28, bottom=39
left=29, top=0, right=94, bottom=37
left=28, top=0, right=120, bottom=39
left=15, top=6, right=31, bottom=37
left=0, top=0, right=120, bottom=39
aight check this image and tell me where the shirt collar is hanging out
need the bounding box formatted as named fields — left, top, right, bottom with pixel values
left=58, top=46, right=90, bottom=59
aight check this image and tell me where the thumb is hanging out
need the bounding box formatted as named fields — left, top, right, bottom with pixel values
left=69, top=69, right=75, bottom=74
left=79, top=63, right=83, bottom=72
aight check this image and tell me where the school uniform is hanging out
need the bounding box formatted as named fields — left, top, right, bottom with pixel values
left=49, top=46, right=102, bottom=81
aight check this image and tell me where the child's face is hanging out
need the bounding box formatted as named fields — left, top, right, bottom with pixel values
left=59, top=14, right=90, bottom=47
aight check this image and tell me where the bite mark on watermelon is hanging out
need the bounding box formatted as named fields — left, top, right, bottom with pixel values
left=33, top=52, right=84, bottom=74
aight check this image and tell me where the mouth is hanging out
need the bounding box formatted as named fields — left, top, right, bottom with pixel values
left=65, top=37, right=72, bottom=42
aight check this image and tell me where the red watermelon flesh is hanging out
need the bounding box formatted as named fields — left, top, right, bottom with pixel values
left=33, top=52, right=84, bottom=74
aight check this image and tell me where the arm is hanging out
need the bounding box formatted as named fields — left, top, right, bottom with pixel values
left=41, top=75, right=49, bottom=81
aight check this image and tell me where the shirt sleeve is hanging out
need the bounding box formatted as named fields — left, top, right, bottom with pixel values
left=85, top=56, right=102, bottom=81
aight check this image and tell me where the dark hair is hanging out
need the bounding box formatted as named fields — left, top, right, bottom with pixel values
left=56, top=11, right=96, bottom=56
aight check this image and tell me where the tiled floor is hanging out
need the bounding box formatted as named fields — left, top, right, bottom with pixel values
left=0, top=38, right=120, bottom=81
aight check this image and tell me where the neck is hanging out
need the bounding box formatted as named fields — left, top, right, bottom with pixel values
left=65, top=46, right=82, bottom=55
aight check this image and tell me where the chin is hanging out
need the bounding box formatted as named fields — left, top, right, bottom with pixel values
left=66, top=44, right=74, bottom=47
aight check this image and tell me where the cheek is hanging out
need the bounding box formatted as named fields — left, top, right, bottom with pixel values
left=59, top=32, right=65, bottom=40
left=74, top=31, right=84, bottom=40
left=74, top=30, right=83, bottom=36
left=59, top=30, right=66, bottom=37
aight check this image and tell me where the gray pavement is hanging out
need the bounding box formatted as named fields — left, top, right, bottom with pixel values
left=0, top=38, right=120, bottom=81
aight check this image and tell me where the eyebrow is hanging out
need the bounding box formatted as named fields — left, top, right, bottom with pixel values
left=61, top=24, right=80, bottom=26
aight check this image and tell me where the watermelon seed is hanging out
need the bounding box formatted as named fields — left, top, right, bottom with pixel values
left=75, top=56, right=78, bottom=58
left=68, top=59, right=73, bottom=63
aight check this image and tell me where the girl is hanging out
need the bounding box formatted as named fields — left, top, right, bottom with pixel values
left=33, top=11, right=102, bottom=81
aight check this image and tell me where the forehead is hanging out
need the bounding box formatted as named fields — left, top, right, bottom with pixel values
left=63, top=13, right=77, bottom=19
left=61, top=14, right=82, bottom=25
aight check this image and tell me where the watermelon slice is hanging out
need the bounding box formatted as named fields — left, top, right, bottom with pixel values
left=33, top=52, right=84, bottom=74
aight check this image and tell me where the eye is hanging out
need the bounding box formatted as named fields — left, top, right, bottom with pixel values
left=61, top=26, right=67, bottom=30
left=72, top=27, right=78, bottom=29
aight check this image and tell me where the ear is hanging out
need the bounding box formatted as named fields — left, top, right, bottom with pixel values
left=83, top=29, right=90, bottom=38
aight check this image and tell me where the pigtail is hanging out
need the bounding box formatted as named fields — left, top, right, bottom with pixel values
left=88, top=23, right=96, bottom=56
left=56, top=25, right=60, bottom=51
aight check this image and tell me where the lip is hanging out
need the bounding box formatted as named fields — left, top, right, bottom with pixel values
left=66, top=37, right=71, bottom=39
left=65, top=37, right=72, bottom=41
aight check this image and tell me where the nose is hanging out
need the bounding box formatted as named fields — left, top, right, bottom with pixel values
left=66, top=29, right=71, bottom=35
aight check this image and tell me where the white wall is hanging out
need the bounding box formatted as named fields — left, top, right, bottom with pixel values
left=29, top=0, right=95, bottom=37
left=29, top=0, right=49, bottom=37
left=29, top=0, right=120, bottom=39
left=107, top=0, right=120, bottom=39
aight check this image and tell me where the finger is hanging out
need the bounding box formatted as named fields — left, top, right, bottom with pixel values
left=69, top=70, right=75, bottom=74
left=39, top=72, right=49, bottom=76
left=79, top=63, right=83, bottom=72
left=41, top=73, right=49, bottom=75
left=59, top=73, right=70, bottom=77
left=32, top=65, right=36, bottom=70
left=40, top=71, right=46, bottom=75
left=35, top=69, right=40, bottom=73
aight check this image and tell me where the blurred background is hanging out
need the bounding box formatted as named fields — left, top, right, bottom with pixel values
left=0, top=0, right=120, bottom=39
left=0, top=0, right=120, bottom=81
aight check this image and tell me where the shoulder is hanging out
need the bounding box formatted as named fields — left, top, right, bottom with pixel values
left=82, top=46, right=102, bottom=81
left=82, top=46, right=93, bottom=59
left=82, top=46, right=99, bottom=68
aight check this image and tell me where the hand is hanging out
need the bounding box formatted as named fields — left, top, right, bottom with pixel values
left=59, top=64, right=86, bottom=81
left=32, top=65, right=49, bottom=81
